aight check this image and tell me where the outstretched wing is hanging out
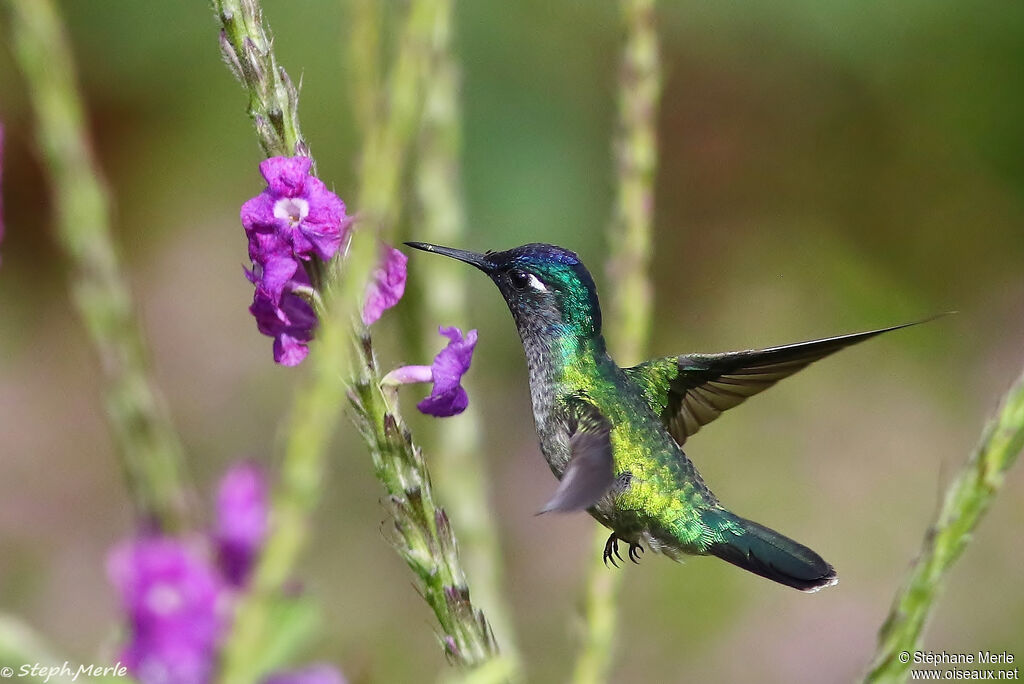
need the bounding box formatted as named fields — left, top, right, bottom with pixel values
left=624, top=320, right=930, bottom=447
left=539, top=397, right=614, bottom=514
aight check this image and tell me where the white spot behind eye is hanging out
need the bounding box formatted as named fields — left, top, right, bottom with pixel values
left=526, top=274, right=547, bottom=292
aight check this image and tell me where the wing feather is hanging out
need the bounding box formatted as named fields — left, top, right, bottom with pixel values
left=625, top=319, right=936, bottom=446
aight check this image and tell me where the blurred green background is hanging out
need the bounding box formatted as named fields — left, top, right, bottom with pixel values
left=1, top=1, right=1023, bottom=682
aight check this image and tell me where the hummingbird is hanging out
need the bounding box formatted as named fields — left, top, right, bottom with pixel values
left=406, top=241, right=923, bottom=592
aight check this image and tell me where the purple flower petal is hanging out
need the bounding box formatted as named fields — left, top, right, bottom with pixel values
left=241, top=191, right=277, bottom=236
left=124, top=636, right=214, bottom=684
left=416, top=327, right=477, bottom=417
left=297, top=177, right=347, bottom=261
left=254, top=255, right=300, bottom=304
left=250, top=288, right=317, bottom=366
left=264, top=665, right=346, bottom=684
left=274, top=332, right=311, bottom=367
left=214, top=462, right=268, bottom=587
left=362, top=244, right=408, bottom=326
left=107, top=537, right=225, bottom=683
left=246, top=157, right=349, bottom=263
left=242, top=156, right=352, bottom=365
left=260, top=156, right=312, bottom=198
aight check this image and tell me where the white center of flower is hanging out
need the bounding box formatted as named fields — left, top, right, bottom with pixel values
left=273, top=197, right=310, bottom=226
left=145, top=582, right=184, bottom=616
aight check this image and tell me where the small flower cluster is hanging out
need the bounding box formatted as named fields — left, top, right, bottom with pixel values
left=241, top=157, right=349, bottom=366
left=108, top=463, right=344, bottom=684
left=238, top=156, right=478, bottom=418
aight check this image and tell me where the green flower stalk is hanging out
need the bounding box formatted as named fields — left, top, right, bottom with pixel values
left=2, top=0, right=191, bottom=532
left=413, top=0, right=522, bottom=669
left=864, top=368, right=1024, bottom=684
left=354, top=0, right=438, bottom=239
left=346, top=0, right=513, bottom=672
left=213, top=0, right=309, bottom=160
left=604, top=0, right=661, bottom=366
left=573, top=1, right=661, bottom=682
left=212, top=0, right=507, bottom=677
left=350, top=334, right=505, bottom=669
left=346, top=0, right=383, bottom=147
left=211, top=0, right=358, bottom=675
left=212, top=0, right=329, bottom=291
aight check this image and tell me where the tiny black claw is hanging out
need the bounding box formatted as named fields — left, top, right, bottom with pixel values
left=603, top=533, right=621, bottom=568
left=628, top=542, right=644, bottom=564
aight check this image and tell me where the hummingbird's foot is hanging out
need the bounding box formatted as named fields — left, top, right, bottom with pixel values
left=603, top=534, right=623, bottom=568
left=627, top=541, right=644, bottom=564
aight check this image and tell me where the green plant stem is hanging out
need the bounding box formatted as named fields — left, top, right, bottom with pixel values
left=864, top=369, right=1024, bottom=684
left=350, top=335, right=503, bottom=669
left=3, top=0, right=191, bottom=533
left=212, top=0, right=329, bottom=289
left=347, top=0, right=382, bottom=142
left=414, top=0, right=522, bottom=674
left=213, top=0, right=506, bottom=678
left=217, top=234, right=371, bottom=684
left=213, top=0, right=309, bottom=159
left=348, top=0, right=512, bottom=673
left=603, top=0, right=661, bottom=367
left=355, top=0, right=437, bottom=238
left=209, top=2, right=375, bottom=681
left=573, top=0, right=661, bottom=682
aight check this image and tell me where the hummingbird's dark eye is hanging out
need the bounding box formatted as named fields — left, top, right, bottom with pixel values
left=509, top=269, right=531, bottom=290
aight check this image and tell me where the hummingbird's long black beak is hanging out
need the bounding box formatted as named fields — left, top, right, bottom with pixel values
left=405, top=242, right=494, bottom=273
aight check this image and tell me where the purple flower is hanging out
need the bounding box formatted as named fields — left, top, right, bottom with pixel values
left=264, top=665, right=346, bottom=684
left=241, top=156, right=349, bottom=264
left=107, top=537, right=225, bottom=684
left=384, top=326, right=478, bottom=417
left=361, top=244, right=407, bottom=326
left=240, top=156, right=351, bottom=365
left=214, top=462, right=268, bottom=586
left=246, top=266, right=317, bottom=367
left=250, top=287, right=318, bottom=367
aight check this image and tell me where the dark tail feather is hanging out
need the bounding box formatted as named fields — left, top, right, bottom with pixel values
left=705, top=511, right=838, bottom=592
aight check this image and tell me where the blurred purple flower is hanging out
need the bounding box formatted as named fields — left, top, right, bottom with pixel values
left=107, top=537, right=225, bottom=684
left=361, top=244, right=407, bottom=326
left=241, top=156, right=349, bottom=264
left=214, top=462, right=268, bottom=586
left=264, top=665, right=346, bottom=684
left=384, top=326, right=478, bottom=417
